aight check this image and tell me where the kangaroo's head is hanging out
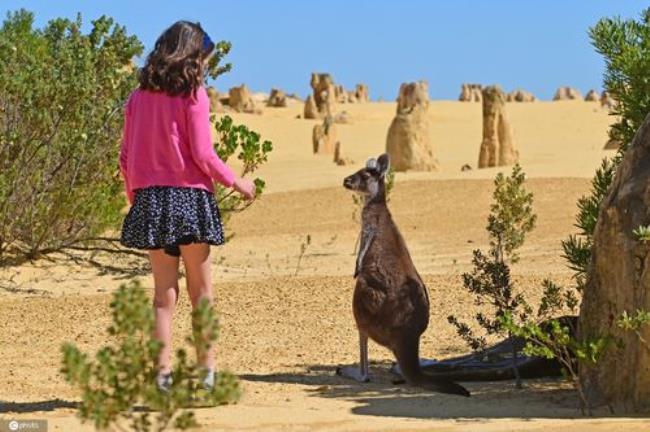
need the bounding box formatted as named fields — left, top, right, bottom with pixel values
left=343, top=153, right=390, bottom=202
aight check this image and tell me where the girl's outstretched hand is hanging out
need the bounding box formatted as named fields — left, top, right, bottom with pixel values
left=233, top=177, right=256, bottom=200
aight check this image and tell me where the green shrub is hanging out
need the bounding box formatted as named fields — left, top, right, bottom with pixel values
left=515, top=8, right=650, bottom=414
left=562, top=8, right=650, bottom=290
left=61, top=280, right=240, bottom=431
left=0, top=10, right=142, bottom=261
left=213, top=115, right=272, bottom=229
left=448, top=165, right=536, bottom=388
left=203, top=38, right=274, bottom=229
left=591, top=8, right=650, bottom=153
left=0, top=10, right=272, bottom=264
left=506, top=10, right=650, bottom=413
left=500, top=280, right=605, bottom=415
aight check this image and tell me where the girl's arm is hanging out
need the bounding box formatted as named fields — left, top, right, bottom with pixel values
left=186, top=87, right=237, bottom=188
left=119, top=97, right=134, bottom=205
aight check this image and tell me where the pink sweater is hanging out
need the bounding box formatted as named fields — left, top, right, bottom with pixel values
left=119, top=87, right=236, bottom=204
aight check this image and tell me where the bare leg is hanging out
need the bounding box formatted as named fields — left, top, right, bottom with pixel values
left=336, top=332, right=370, bottom=382
left=150, top=249, right=180, bottom=375
left=180, top=242, right=214, bottom=370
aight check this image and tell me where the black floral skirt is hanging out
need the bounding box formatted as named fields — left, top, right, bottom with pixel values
left=120, top=186, right=225, bottom=257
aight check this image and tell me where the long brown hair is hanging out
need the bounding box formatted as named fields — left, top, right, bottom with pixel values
left=138, top=21, right=214, bottom=97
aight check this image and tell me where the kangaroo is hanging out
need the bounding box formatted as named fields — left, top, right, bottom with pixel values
left=337, top=153, right=470, bottom=397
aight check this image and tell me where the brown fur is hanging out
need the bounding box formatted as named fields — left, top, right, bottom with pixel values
left=341, top=153, right=470, bottom=397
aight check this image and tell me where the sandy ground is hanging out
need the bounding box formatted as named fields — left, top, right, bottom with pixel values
left=2, top=100, right=649, bottom=431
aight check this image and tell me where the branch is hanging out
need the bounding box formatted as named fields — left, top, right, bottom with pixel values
left=65, top=245, right=147, bottom=258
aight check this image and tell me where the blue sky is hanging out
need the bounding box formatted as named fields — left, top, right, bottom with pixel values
left=2, top=1, right=644, bottom=100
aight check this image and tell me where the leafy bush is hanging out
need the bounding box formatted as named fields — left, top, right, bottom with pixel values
left=0, top=10, right=142, bottom=261
left=0, top=10, right=273, bottom=264
left=204, top=38, right=274, bottom=229
left=500, top=280, right=605, bottom=415
left=618, top=309, right=650, bottom=346
left=448, top=165, right=536, bottom=388
left=206, top=40, right=233, bottom=80
left=502, top=285, right=650, bottom=415
left=504, top=11, right=650, bottom=412
left=562, top=8, right=650, bottom=290
left=512, top=9, right=650, bottom=413
left=61, top=280, right=240, bottom=431
left=212, top=115, right=272, bottom=228
left=591, top=8, right=650, bottom=153
left=561, top=160, right=616, bottom=291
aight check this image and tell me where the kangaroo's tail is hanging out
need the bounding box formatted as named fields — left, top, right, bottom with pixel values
left=394, top=336, right=471, bottom=397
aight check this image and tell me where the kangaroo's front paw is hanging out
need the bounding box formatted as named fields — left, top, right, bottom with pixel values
left=336, top=365, right=370, bottom=383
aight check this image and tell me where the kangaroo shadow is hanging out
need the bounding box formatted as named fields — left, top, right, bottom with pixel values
left=240, top=363, right=624, bottom=420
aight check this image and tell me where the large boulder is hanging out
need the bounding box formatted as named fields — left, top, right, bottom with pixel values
left=267, top=88, right=288, bottom=107
left=312, top=115, right=338, bottom=155
left=333, top=141, right=353, bottom=166
left=228, top=84, right=257, bottom=113
left=304, top=95, right=319, bottom=119
left=396, top=80, right=430, bottom=114
left=355, top=84, right=370, bottom=102
left=601, top=91, right=618, bottom=111
left=206, top=86, right=224, bottom=113
left=585, top=89, right=599, bottom=102
left=553, top=86, right=582, bottom=101
left=506, top=89, right=536, bottom=102
left=478, top=85, right=518, bottom=168
left=579, top=113, right=650, bottom=412
left=385, top=81, right=437, bottom=171
left=304, top=73, right=337, bottom=119
left=334, top=84, right=347, bottom=103
left=326, top=83, right=369, bottom=104
left=459, top=83, right=482, bottom=102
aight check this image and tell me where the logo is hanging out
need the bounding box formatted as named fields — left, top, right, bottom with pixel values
left=1, top=420, right=47, bottom=432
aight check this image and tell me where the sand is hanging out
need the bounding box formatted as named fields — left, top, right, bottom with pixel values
left=2, top=100, right=648, bottom=431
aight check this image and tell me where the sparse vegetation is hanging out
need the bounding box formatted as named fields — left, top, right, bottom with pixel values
left=448, top=164, right=536, bottom=388
left=0, top=10, right=142, bottom=262
left=590, top=8, right=650, bottom=154
left=61, top=280, right=240, bottom=431
left=633, top=225, right=650, bottom=242
left=205, top=40, right=232, bottom=81
left=0, top=9, right=271, bottom=265
left=508, top=8, right=650, bottom=413
left=563, top=8, right=650, bottom=291
left=561, top=159, right=617, bottom=291
left=213, top=115, right=273, bottom=228
left=501, top=281, right=607, bottom=415
left=294, top=234, right=312, bottom=276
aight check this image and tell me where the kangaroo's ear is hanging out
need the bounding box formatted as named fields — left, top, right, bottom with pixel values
left=377, top=153, right=390, bottom=177
left=366, top=158, right=378, bottom=170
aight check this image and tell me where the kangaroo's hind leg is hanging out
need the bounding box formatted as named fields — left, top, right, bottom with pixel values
left=336, top=332, right=370, bottom=382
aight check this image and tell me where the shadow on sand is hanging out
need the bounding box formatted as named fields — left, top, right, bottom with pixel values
left=0, top=399, right=78, bottom=413
left=2, top=365, right=635, bottom=420
left=240, top=363, right=628, bottom=420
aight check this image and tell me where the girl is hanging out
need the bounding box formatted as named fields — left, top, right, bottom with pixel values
left=119, top=21, right=255, bottom=391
